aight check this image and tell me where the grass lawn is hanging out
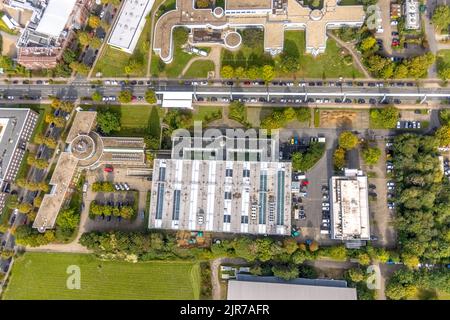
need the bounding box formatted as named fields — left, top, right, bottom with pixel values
left=3, top=252, right=201, bottom=300
left=93, top=16, right=152, bottom=77
left=277, top=31, right=364, bottom=79
left=151, top=27, right=201, bottom=78
left=183, top=60, right=215, bottom=78
left=193, top=106, right=222, bottom=122
left=437, top=49, right=450, bottom=75
left=86, top=105, right=161, bottom=137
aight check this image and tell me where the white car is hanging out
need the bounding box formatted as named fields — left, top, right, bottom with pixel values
left=396, top=121, right=401, bottom=129
left=199, top=81, right=208, bottom=86
left=298, top=82, right=306, bottom=87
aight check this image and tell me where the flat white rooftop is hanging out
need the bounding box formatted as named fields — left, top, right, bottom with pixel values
left=35, top=0, right=77, bottom=38
left=108, top=0, right=155, bottom=53
left=330, top=173, right=370, bottom=241
left=162, top=91, right=193, bottom=109
left=228, top=277, right=357, bottom=300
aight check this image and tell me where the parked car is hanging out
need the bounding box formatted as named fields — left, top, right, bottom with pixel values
left=104, top=166, right=113, bottom=173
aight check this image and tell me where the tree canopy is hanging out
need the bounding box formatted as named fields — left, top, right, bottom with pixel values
left=96, top=111, right=121, bottom=134
left=338, top=131, right=359, bottom=150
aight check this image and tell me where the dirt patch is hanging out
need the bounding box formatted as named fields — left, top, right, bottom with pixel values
left=319, top=109, right=369, bottom=129
left=1, top=32, right=18, bottom=57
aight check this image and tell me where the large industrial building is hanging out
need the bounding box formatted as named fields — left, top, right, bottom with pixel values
left=227, top=274, right=357, bottom=300
left=33, top=111, right=146, bottom=232
left=108, top=0, right=155, bottom=54
left=329, top=169, right=370, bottom=241
left=149, top=135, right=292, bottom=235
left=0, top=108, right=38, bottom=213
left=153, top=0, right=366, bottom=63
left=3, top=0, right=92, bottom=69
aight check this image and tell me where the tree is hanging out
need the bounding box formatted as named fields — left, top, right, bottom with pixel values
left=261, top=65, right=275, bottom=83
left=346, top=268, right=365, bottom=283
left=272, top=264, right=299, bottom=280
left=228, top=101, right=246, bottom=124
left=89, top=37, right=102, bottom=50
left=118, top=90, right=132, bottom=103
left=92, top=91, right=102, bottom=102
left=196, top=0, right=210, bottom=8
left=362, top=146, right=381, bottom=165
left=18, top=202, right=33, bottom=214
left=282, top=238, right=298, bottom=255
left=97, top=111, right=120, bottom=134
left=69, top=61, right=90, bottom=75
left=438, top=64, right=450, bottom=81
left=88, top=15, right=101, bottom=29
left=357, top=252, right=371, bottom=266
left=360, top=36, right=377, bottom=52
left=246, top=66, right=260, bottom=80
left=33, top=196, right=42, bottom=208
left=403, top=53, right=435, bottom=79
left=145, top=89, right=157, bottom=104
left=280, top=55, right=300, bottom=74
left=339, top=131, right=359, bottom=150
left=333, top=147, right=346, bottom=169
left=62, top=49, right=77, bottom=64
left=234, top=66, right=246, bottom=79
left=394, top=64, right=409, bottom=78
left=370, top=106, right=399, bottom=129
left=432, top=5, right=450, bottom=31
left=401, top=253, right=420, bottom=269
left=77, top=31, right=92, bottom=47
left=221, top=65, right=234, bottom=79
left=308, top=240, right=319, bottom=252
left=435, top=125, right=450, bottom=146
left=56, top=209, right=80, bottom=231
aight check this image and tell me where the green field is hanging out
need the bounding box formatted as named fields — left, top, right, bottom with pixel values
left=183, top=60, right=215, bottom=78
left=437, top=49, right=450, bottom=77
left=277, top=31, right=364, bottom=79
left=3, top=253, right=201, bottom=300
left=86, top=105, right=161, bottom=136
left=93, top=16, right=152, bottom=77
left=151, top=27, right=199, bottom=78
left=193, top=106, right=222, bottom=122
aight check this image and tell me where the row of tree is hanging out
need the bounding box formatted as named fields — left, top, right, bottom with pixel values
left=260, top=107, right=311, bottom=130
left=89, top=202, right=135, bottom=219
left=333, top=131, right=359, bottom=169
left=221, top=65, right=275, bottom=83
left=357, top=27, right=435, bottom=79
left=79, top=230, right=396, bottom=266
left=91, top=181, right=115, bottom=193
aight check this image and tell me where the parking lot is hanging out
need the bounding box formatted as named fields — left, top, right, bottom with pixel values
left=360, top=139, right=397, bottom=248
left=82, top=165, right=152, bottom=232
left=279, top=128, right=340, bottom=244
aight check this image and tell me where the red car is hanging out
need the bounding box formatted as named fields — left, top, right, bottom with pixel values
left=104, top=166, right=113, bottom=173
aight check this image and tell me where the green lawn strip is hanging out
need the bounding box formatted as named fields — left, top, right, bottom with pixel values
left=93, top=15, right=152, bottom=77
left=192, top=106, right=222, bottom=122
left=3, top=252, right=201, bottom=300
left=183, top=60, right=215, bottom=78
left=314, top=109, right=320, bottom=127
left=437, top=49, right=450, bottom=75
left=277, top=31, right=364, bottom=79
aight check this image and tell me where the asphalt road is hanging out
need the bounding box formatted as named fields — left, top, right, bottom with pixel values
left=0, top=80, right=449, bottom=104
